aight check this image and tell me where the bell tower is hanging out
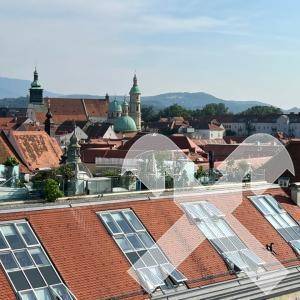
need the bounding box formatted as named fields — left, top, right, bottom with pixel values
left=29, top=68, right=43, bottom=104
left=129, top=74, right=141, bottom=131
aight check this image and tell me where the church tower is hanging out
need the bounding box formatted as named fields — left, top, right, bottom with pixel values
left=29, top=68, right=43, bottom=104
left=129, top=74, right=141, bottom=131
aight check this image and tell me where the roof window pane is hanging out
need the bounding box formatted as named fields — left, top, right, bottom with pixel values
left=0, top=224, right=25, bottom=249
left=123, top=211, right=144, bottom=231
left=0, top=252, right=19, bottom=271
left=115, top=236, right=133, bottom=253
left=16, top=223, right=39, bottom=246
left=39, top=266, right=61, bottom=285
left=19, top=290, right=37, bottom=300
left=29, top=248, right=50, bottom=266
left=35, top=288, right=52, bottom=300
left=8, top=270, right=31, bottom=291
left=24, top=268, right=46, bottom=288
left=101, top=213, right=122, bottom=235
left=138, top=232, right=155, bottom=249
left=0, top=232, right=8, bottom=250
left=14, top=250, right=35, bottom=268
left=111, top=212, right=134, bottom=234
left=127, top=234, right=145, bottom=250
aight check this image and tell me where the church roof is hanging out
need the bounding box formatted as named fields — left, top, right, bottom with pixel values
left=114, top=115, right=137, bottom=133
left=108, top=99, right=122, bottom=113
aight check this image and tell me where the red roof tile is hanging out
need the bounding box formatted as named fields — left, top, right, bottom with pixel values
left=6, top=131, right=62, bottom=171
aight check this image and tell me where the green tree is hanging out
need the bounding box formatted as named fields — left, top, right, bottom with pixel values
left=194, top=165, right=207, bottom=180
left=201, top=103, right=229, bottom=116
left=141, top=105, right=159, bottom=122
left=3, top=157, right=19, bottom=167
left=44, top=179, right=63, bottom=202
left=160, top=104, right=191, bottom=119
left=240, top=105, right=282, bottom=116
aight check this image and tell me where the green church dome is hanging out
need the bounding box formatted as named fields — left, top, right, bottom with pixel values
left=109, top=99, right=122, bottom=113
left=114, top=115, right=137, bottom=133
left=129, top=85, right=141, bottom=95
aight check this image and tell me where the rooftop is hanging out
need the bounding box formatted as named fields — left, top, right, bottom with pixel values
left=0, top=183, right=300, bottom=299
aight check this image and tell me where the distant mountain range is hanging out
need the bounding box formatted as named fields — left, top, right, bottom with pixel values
left=0, top=76, right=298, bottom=113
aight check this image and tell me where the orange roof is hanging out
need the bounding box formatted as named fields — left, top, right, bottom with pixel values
left=0, top=117, right=18, bottom=131
left=34, top=98, right=108, bottom=125
left=6, top=131, right=62, bottom=170
left=0, top=131, right=29, bottom=173
left=0, top=187, right=299, bottom=299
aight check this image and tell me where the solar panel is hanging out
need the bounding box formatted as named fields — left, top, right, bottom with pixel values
left=98, top=209, right=186, bottom=293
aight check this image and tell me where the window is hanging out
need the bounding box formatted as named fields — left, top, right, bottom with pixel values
left=183, top=201, right=264, bottom=273
left=98, top=210, right=186, bottom=293
left=0, top=221, right=76, bottom=300
left=250, top=195, right=300, bottom=254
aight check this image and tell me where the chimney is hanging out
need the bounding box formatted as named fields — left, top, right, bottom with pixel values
left=291, top=183, right=300, bottom=206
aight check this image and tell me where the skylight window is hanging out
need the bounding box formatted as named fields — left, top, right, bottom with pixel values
left=250, top=194, right=300, bottom=254
left=98, top=209, right=186, bottom=293
left=0, top=220, right=76, bottom=300
left=183, top=201, right=264, bottom=273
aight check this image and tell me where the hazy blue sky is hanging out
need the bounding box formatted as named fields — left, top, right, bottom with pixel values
left=0, top=0, right=300, bottom=108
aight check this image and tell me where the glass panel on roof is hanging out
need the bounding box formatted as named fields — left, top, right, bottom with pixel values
left=229, top=236, right=246, bottom=251
left=149, top=248, right=168, bottom=265
left=281, top=213, right=298, bottom=227
left=50, top=284, right=73, bottom=300
left=215, top=219, right=235, bottom=237
left=284, top=227, right=300, bottom=241
left=224, top=251, right=248, bottom=271
left=202, top=202, right=223, bottom=218
left=115, top=236, right=134, bottom=253
left=197, top=222, right=214, bottom=239
left=99, top=209, right=186, bottom=291
left=127, top=234, right=145, bottom=250
left=24, top=268, right=47, bottom=288
left=265, top=195, right=284, bottom=213
left=110, top=212, right=134, bottom=234
left=290, top=240, right=300, bottom=254
left=14, top=250, right=35, bottom=268
left=140, top=251, right=157, bottom=267
left=0, top=224, right=25, bottom=249
left=29, top=248, right=50, bottom=266
left=218, top=237, right=236, bottom=252
left=123, top=211, right=144, bottom=231
left=16, top=223, right=39, bottom=246
left=35, top=288, right=52, bottom=300
left=278, top=228, right=293, bottom=242
left=19, top=290, right=37, bottom=300
left=100, top=213, right=122, bottom=235
left=253, top=197, right=273, bottom=215
left=161, top=263, right=186, bottom=282
left=266, top=215, right=281, bottom=229
left=240, top=249, right=263, bottom=266
left=0, top=232, right=8, bottom=250
left=39, top=266, right=61, bottom=285
left=137, top=232, right=155, bottom=249
left=8, top=270, right=31, bottom=291
left=0, top=252, right=19, bottom=271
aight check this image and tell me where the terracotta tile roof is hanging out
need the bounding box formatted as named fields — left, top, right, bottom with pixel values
left=0, top=131, right=28, bottom=173
left=84, top=98, right=108, bottom=117
left=169, top=134, right=205, bottom=154
left=0, top=187, right=299, bottom=299
left=6, top=131, right=62, bottom=171
left=0, top=117, right=18, bottom=131
left=34, top=98, right=109, bottom=125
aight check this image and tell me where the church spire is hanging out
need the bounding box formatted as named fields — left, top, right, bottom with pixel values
left=133, top=73, right=138, bottom=86
left=29, top=67, right=43, bottom=103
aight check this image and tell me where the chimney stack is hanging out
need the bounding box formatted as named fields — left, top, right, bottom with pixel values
left=291, top=183, right=300, bottom=206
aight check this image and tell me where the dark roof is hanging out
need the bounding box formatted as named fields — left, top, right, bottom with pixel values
left=85, top=122, right=111, bottom=139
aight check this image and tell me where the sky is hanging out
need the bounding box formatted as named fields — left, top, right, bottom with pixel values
left=0, top=0, right=300, bottom=108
